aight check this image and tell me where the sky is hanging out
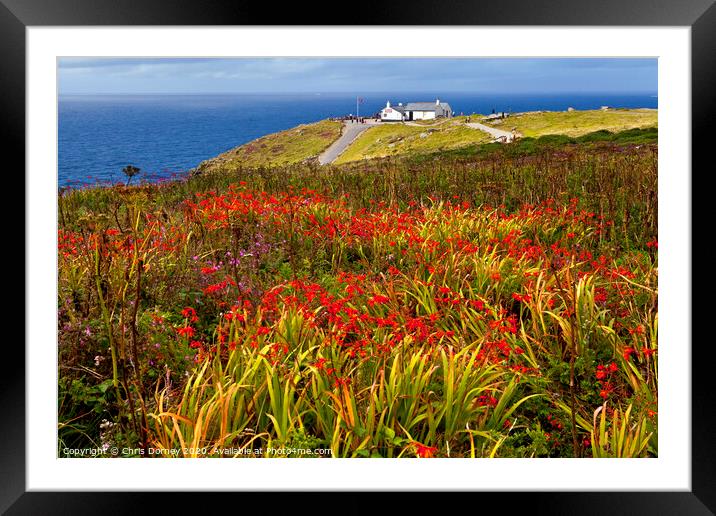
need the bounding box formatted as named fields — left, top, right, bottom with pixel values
left=58, top=58, right=657, bottom=95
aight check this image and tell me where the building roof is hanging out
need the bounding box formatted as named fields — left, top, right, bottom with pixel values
left=405, top=102, right=452, bottom=112
left=405, top=102, right=437, bottom=111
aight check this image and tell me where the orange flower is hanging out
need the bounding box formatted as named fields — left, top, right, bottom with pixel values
left=413, top=442, right=437, bottom=458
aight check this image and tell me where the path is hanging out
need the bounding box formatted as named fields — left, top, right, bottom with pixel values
left=318, top=121, right=379, bottom=165
left=465, top=121, right=516, bottom=142
left=405, top=119, right=517, bottom=142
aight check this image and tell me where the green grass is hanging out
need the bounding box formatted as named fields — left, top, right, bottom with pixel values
left=485, top=109, right=658, bottom=138
left=406, top=117, right=456, bottom=126
left=193, top=119, right=343, bottom=171
left=334, top=122, right=493, bottom=164
left=341, top=127, right=658, bottom=166
left=191, top=112, right=656, bottom=172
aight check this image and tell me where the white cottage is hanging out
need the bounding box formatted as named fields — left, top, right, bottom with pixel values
left=380, top=99, right=452, bottom=122
left=404, top=99, right=452, bottom=121
left=380, top=101, right=406, bottom=122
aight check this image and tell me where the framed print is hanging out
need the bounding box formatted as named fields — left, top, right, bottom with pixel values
left=6, top=0, right=714, bottom=513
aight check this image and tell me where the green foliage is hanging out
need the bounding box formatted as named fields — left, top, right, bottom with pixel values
left=591, top=403, right=652, bottom=458
left=58, top=131, right=658, bottom=459
left=58, top=376, right=115, bottom=454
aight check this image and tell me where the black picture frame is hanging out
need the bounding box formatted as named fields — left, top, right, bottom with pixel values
left=5, top=0, right=712, bottom=513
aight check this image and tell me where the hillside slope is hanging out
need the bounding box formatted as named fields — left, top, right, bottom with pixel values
left=193, top=119, right=343, bottom=173
left=334, top=121, right=493, bottom=164
left=483, top=108, right=657, bottom=138
left=192, top=108, right=658, bottom=172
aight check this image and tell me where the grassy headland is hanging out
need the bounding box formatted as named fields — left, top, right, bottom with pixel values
left=483, top=108, right=657, bottom=138
left=193, top=119, right=342, bottom=172
left=188, top=109, right=657, bottom=170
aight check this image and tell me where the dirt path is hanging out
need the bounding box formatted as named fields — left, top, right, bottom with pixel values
left=465, top=121, right=516, bottom=142
left=405, top=119, right=517, bottom=143
left=318, top=121, right=379, bottom=165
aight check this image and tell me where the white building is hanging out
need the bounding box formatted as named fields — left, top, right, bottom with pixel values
left=404, top=99, right=452, bottom=120
left=380, top=99, right=452, bottom=122
left=380, top=101, right=406, bottom=122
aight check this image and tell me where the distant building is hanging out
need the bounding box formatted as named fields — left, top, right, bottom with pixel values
left=380, top=99, right=452, bottom=122
left=380, top=101, right=406, bottom=122
left=404, top=100, right=452, bottom=120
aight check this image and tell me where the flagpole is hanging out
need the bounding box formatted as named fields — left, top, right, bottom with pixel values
left=356, top=96, right=359, bottom=119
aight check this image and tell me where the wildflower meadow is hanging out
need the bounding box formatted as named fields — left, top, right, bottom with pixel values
left=58, top=138, right=658, bottom=458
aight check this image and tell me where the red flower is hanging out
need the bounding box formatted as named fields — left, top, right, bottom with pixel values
left=177, top=325, right=195, bottom=338
left=475, top=394, right=498, bottom=407
left=204, top=280, right=228, bottom=295
left=628, top=325, right=645, bottom=335
left=333, top=376, right=351, bottom=388
left=413, top=442, right=437, bottom=458
left=469, top=299, right=485, bottom=310
left=512, top=293, right=532, bottom=303
left=368, top=294, right=390, bottom=306
left=181, top=307, right=199, bottom=323
left=594, top=288, right=608, bottom=305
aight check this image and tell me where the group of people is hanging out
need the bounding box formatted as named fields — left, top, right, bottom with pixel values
left=344, top=115, right=375, bottom=124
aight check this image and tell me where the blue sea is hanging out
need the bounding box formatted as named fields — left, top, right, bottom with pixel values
left=58, top=92, right=658, bottom=187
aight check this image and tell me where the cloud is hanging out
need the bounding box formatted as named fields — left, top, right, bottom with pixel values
left=57, top=57, right=657, bottom=95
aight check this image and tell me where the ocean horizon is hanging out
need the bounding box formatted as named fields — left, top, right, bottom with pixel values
left=58, top=92, right=658, bottom=188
